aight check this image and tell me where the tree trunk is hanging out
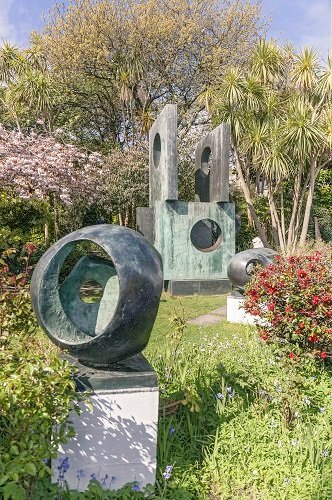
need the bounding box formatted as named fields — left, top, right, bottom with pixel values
left=118, top=212, right=123, bottom=226
left=299, top=159, right=319, bottom=246
left=232, top=143, right=269, bottom=247
left=314, top=217, right=322, bottom=241
left=124, top=209, right=129, bottom=227
left=54, top=199, right=59, bottom=240
left=44, top=223, right=49, bottom=247
left=280, top=186, right=286, bottom=243
left=267, top=184, right=286, bottom=253
left=287, top=165, right=303, bottom=252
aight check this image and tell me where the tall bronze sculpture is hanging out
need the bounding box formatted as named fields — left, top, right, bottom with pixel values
left=137, top=104, right=235, bottom=295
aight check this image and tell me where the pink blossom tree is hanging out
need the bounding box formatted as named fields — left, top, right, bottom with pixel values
left=0, top=126, right=102, bottom=242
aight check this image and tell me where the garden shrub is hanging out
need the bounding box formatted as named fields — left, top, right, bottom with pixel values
left=0, top=245, right=81, bottom=499
left=244, top=250, right=332, bottom=358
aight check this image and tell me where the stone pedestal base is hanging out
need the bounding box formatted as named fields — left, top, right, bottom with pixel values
left=53, top=355, right=158, bottom=492
left=226, top=291, right=258, bottom=325
left=166, top=279, right=231, bottom=296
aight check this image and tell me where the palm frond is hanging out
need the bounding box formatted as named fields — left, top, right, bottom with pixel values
left=292, top=47, right=319, bottom=92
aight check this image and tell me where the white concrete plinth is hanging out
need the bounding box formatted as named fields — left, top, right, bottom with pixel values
left=52, top=357, right=159, bottom=492
left=227, top=293, right=258, bottom=325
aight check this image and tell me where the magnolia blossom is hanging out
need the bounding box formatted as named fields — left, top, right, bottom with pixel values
left=0, top=125, right=102, bottom=204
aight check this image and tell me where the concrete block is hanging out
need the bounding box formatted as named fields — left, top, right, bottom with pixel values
left=226, top=292, right=258, bottom=325
left=195, top=123, right=230, bottom=202
left=168, top=279, right=231, bottom=296
left=53, top=355, right=158, bottom=492
left=149, top=104, right=178, bottom=205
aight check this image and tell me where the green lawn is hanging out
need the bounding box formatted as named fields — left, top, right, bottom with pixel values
left=143, top=293, right=332, bottom=500
left=147, top=293, right=237, bottom=351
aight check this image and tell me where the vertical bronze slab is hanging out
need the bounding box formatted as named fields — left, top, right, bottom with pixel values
left=149, top=104, right=178, bottom=206
left=154, top=201, right=235, bottom=281
left=136, top=207, right=155, bottom=245
left=195, top=123, right=230, bottom=202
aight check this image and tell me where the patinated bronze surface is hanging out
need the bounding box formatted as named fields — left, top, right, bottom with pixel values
left=227, top=248, right=278, bottom=292
left=30, top=225, right=163, bottom=368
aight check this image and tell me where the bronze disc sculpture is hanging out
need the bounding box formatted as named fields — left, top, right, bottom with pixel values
left=30, top=225, right=163, bottom=368
left=227, top=248, right=278, bottom=292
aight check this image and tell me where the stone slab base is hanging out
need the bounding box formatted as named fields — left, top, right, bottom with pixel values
left=226, top=292, right=258, bottom=325
left=53, top=355, right=158, bottom=492
left=166, top=279, right=231, bottom=296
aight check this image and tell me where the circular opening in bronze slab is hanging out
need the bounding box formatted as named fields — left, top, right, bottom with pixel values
left=246, top=259, right=260, bottom=276
left=79, top=280, right=104, bottom=303
left=153, top=133, right=161, bottom=167
left=190, top=219, right=222, bottom=252
left=201, top=146, right=212, bottom=174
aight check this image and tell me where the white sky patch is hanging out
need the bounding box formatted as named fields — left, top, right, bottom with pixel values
left=296, top=0, right=331, bottom=57
left=264, top=0, right=331, bottom=59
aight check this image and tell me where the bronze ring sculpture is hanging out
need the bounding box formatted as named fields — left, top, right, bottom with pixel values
left=30, top=225, right=163, bottom=368
left=227, top=248, right=278, bottom=292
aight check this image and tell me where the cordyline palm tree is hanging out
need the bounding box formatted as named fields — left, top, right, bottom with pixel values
left=0, top=39, right=55, bottom=132
left=212, top=40, right=332, bottom=254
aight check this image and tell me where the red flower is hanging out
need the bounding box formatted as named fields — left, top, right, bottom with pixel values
left=297, top=269, right=308, bottom=279
left=288, top=352, right=296, bottom=359
left=285, top=305, right=293, bottom=313
left=25, top=242, right=38, bottom=254
left=298, top=322, right=305, bottom=329
left=268, top=302, right=276, bottom=312
left=308, top=335, right=319, bottom=343
left=311, top=295, right=320, bottom=305
left=248, top=289, right=259, bottom=301
left=319, top=352, right=328, bottom=359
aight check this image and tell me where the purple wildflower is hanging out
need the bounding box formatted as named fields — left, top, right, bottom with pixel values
left=163, top=465, right=173, bottom=480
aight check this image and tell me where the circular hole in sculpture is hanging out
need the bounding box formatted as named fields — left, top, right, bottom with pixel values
left=58, top=240, right=120, bottom=339
left=201, top=146, right=212, bottom=175
left=245, top=259, right=260, bottom=276
left=153, top=133, right=161, bottom=167
left=190, top=219, right=222, bottom=252
left=79, top=280, right=104, bottom=303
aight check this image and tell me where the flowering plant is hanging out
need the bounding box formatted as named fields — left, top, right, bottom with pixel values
left=0, top=125, right=102, bottom=205
left=244, top=250, right=332, bottom=358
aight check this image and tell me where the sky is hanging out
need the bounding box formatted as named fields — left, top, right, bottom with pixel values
left=0, top=0, right=331, bottom=58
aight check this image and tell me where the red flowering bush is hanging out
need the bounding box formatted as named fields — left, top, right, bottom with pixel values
left=244, top=251, right=332, bottom=359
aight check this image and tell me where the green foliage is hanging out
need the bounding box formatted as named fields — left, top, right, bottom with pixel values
left=213, top=41, right=332, bottom=252
left=244, top=250, right=332, bottom=357
left=1, top=270, right=332, bottom=499
left=0, top=193, right=47, bottom=253
left=313, top=167, right=332, bottom=241
left=38, top=0, right=264, bottom=146
left=0, top=246, right=81, bottom=498
left=145, top=294, right=332, bottom=499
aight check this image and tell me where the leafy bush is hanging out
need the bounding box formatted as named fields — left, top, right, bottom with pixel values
left=244, top=250, right=332, bottom=358
left=0, top=245, right=81, bottom=499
